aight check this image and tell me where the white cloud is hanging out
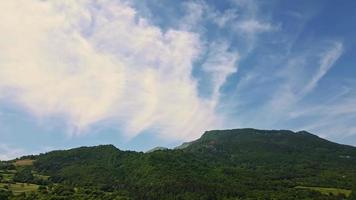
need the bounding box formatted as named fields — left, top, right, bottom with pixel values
left=230, top=40, right=345, bottom=131
left=287, top=90, right=356, bottom=139
left=302, top=42, right=343, bottom=95
left=180, top=1, right=206, bottom=31
left=179, top=1, right=239, bottom=31
left=210, top=9, right=239, bottom=28
left=236, top=19, right=276, bottom=34
left=0, top=144, right=24, bottom=161
left=230, top=0, right=275, bottom=35
left=0, top=0, right=228, bottom=140
left=266, top=41, right=343, bottom=112
left=201, top=42, right=239, bottom=102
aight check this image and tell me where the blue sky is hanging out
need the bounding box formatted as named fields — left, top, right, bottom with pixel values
left=0, top=0, right=355, bottom=159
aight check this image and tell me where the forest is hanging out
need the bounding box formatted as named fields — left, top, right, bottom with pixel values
left=1, top=129, right=356, bottom=200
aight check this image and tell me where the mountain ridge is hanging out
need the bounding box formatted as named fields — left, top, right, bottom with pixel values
left=10, top=128, right=355, bottom=160
left=1, top=128, right=356, bottom=200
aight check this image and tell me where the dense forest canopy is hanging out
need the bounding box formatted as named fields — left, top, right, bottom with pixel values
left=1, top=129, right=356, bottom=200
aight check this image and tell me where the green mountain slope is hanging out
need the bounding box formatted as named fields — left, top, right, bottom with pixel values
left=185, top=129, right=356, bottom=164
left=1, top=129, right=356, bottom=200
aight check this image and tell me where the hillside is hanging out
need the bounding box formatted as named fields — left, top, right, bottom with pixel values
left=184, top=129, right=356, bottom=164
left=1, top=129, right=356, bottom=200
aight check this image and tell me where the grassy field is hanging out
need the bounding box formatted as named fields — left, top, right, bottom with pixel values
left=296, top=186, right=352, bottom=197
left=0, top=161, right=49, bottom=196
left=34, top=173, right=50, bottom=180
left=0, top=183, right=39, bottom=195
left=1, top=173, right=14, bottom=181
left=14, top=159, right=34, bottom=167
left=0, top=169, right=16, bottom=181
left=4, top=170, right=16, bottom=174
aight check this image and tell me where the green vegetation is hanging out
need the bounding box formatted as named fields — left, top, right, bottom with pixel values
left=1, top=128, right=356, bottom=199
left=14, top=160, right=34, bottom=167
left=1, top=173, right=14, bottom=182
left=13, top=168, right=34, bottom=183
left=295, top=186, right=351, bottom=197
left=0, top=183, right=39, bottom=195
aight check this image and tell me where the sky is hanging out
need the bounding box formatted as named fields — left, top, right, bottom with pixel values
left=0, top=0, right=356, bottom=160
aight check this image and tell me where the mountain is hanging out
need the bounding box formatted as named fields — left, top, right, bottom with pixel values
left=1, top=129, right=356, bottom=200
left=146, top=146, right=169, bottom=153
left=184, top=129, right=356, bottom=162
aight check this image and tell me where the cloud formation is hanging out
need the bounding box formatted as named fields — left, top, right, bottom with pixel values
left=1, top=0, right=353, bottom=149
left=228, top=39, right=346, bottom=139
left=0, top=144, right=24, bottom=161
left=0, top=0, right=235, bottom=140
left=302, top=42, right=343, bottom=95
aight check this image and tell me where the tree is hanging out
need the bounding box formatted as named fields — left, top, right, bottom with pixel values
left=51, top=185, right=75, bottom=196
left=349, top=182, right=356, bottom=200
left=13, top=168, right=34, bottom=183
left=0, top=190, right=11, bottom=200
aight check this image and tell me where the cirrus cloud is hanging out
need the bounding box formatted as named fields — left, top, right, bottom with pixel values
left=0, top=0, right=234, bottom=140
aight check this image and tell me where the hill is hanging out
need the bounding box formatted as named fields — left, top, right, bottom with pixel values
left=1, top=129, right=356, bottom=200
left=184, top=129, right=356, bottom=165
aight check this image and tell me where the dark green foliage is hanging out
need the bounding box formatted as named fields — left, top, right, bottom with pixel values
left=4, top=129, right=356, bottom=199
left=349, top=181, right=356, bottom=200
left=0, top=162, right=15, bottom=171
left=8, top=189, right=131, bottom=200
left=13, top=168, right=34, bottom=183
left=0, top=190, right=11, bottom=200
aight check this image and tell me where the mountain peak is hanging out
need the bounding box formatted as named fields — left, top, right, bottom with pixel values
left=4, top=128, right=355, bottom=199
left=146, top=147, right=169, bottom=153
left=181, top=128, right=354, bottom=157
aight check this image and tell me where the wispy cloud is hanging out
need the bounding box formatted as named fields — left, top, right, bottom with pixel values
left=227, top=38, right=346, bottom=133
left=236, top=19, right=276, bottom=34
left=0, top=0, right=225, bottom=140
left=0, top=144, right=24, bottom=161
left=302, top=41, right=343, bottom=95
left=0, top=0, right=353, bottom=147
left=201, top=41, right=239, bottom=102
left=265, top=41, right=344, bottom=122
left=287, top=89, right=356, bottom=141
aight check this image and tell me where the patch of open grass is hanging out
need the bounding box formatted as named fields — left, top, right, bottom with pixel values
left=0, top=183, right=39, bottom=195
left=34, top=174, right=50, bottom=180
left=295, top=186, right=351, bottom=197
left=14, top=159, right=34, bottom=167
left=1, top=173, right=14, bottom=181
left=0, top=169, right=16, bottom=181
